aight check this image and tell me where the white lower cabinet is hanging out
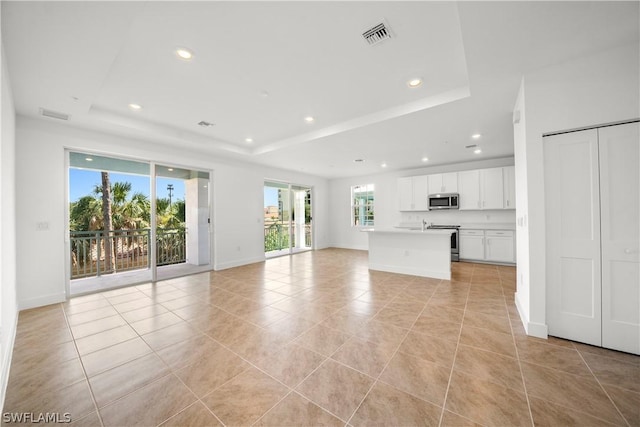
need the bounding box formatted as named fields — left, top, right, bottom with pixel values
left=459, top=230, right=485, bottom=260
left=485, top=231, right=515, bottom=263
left=460, top=229, right=515, bottom=263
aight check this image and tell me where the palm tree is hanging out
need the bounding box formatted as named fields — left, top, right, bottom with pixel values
left=101, top=172, right=115, bottom=273
left=69, top=195, right=102, bottom=231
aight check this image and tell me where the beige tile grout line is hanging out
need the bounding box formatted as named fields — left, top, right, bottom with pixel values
left=573, top=348, right=632, bottom=427
left=69, top=287, right=229, bottom=427
left=63, top=267, right=367, bottom=424
left=343, top=278, right=446, bottom=426
left=503, top=272, right=536, bottom=427
left=250, top=276, right=407, bottom=426
left=501, top=268, right=632, bottom=427
left=436, top=271, right=472, bottom=427
left=61, top=265, right=511, bottom=427
left=59, top=302, right=106, bottom=427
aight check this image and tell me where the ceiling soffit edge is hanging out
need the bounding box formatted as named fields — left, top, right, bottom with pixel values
left=251, top=86, right=471, bottom=156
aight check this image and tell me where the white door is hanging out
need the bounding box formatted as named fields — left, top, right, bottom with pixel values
left=545, top=129, right=602, bottom=346
left=481, top=168, right=504, bottom=209
left=599, top=122, right=640, bottom=354
left=458, top=170, right=480, bottom=210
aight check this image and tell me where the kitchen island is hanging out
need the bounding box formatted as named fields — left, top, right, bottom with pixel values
left=363, top=227, right=453, bottom=280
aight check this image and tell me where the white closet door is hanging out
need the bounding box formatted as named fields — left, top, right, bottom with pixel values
left=544, top=129, right=602, bottom=346
left=599, top=122, right=640, bottom=355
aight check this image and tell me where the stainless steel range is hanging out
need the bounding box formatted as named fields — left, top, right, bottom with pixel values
left=427, top=224, right=460, bottom=262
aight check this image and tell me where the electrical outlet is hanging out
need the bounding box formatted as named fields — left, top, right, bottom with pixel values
left=36, top=222, right=49, bottom=231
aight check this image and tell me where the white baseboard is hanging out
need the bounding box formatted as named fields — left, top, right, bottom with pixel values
left=514, top=291, right=548, bottom=339
left=0, top=311, right=18, bottom=414
left=215, top=256, right=265, bottom=271
left=527, top=321, right=548, bottom=339
left=329, top=243, right=369, bottom=251
left=18, top=292, right=66, bottom=310
left=369, top=263, right=450, bottom=280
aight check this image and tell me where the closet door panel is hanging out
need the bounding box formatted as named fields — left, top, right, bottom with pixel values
left=599, top=122, right=640, bottom=355
left=544, top=129, right=602, bottom=346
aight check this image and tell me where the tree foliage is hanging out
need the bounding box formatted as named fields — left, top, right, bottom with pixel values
left=70, top=178, right=185, bottom=232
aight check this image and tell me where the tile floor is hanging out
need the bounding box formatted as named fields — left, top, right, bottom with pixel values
left=4, top=248, right=639, bottom=426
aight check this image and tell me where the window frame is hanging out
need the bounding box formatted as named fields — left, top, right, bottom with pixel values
left=351, top=184, right=375, bottom=227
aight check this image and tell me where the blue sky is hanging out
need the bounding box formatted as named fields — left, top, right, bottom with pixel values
left=69, top=169, right=185, bottom=202
left=264, top=187, right=278, bottom=208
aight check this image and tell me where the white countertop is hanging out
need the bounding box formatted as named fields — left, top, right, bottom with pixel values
left=396, top=223, right=516, bottom=231
left=362, top=227, right=453, bottom=235
left=459, top=223, right=516, bottom=230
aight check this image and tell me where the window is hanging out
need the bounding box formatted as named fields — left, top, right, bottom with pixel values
left=351, top=184, right=374, bottom=226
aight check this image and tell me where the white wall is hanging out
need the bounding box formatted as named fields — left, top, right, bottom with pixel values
left=328, top=157, right=516, bottom=250
left=0, top=36, right=18, bottom=413
left=518, top=42, right=640, bottom=338
left=513, top=79, right=531, bottom=330
left=15, top=117, right=329, bottom=309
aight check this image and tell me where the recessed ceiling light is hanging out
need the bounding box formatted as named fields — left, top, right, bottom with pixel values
left=304, top=116, right=315, bottom=123
left=176, top=48, right=194, bottom=60
left=381, top=163, right=388, bottom=168
left=167, top=168, right=174, bottom=172
left=474, top=148, right=482, bottom=154
left=421, top=157, right=429, bottom=162
left=245, top=138, right=253, bottom=143
left=407, top=78, right=423, bottom=88
left=85, top=157, right=93, bottom=162
left=128, top=103, right=142, bottom=110
left=472, top=133, right=482, bottom=139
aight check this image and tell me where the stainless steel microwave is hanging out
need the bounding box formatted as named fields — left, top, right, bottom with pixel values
left=428, top=193, right=459, bottom=210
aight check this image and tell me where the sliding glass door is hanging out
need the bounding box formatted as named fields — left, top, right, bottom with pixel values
left=155, top=165, right=210, bottom=281
left=68, top=151, right=211, bottom=294
left=68, top=152, right=152, bottom=293
left=264, top=181, right=312, bottom=258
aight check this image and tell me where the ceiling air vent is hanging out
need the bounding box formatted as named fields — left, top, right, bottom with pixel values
left=197, top=121, right=214, bottom=127
left=39, top=108, right=70, bottom=121
left=362, top=21, right=391, bottom=46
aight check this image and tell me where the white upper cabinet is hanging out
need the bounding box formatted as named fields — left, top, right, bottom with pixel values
left=503, top=166, right=516, bottom=209
left=401, top=166, right=513, bottom=211
left=458, top=170, right=481, bottom=209
left=397, top=177, right=414, bottom=211
left=412, top=175, right=429, bottom=210
left=397, top=175, right=429, bottom=211
left=458, top=168, right=505, bottom=210
left=428, top=172, right=458, bottom=194
left=481, top=168, right=504, bottom=209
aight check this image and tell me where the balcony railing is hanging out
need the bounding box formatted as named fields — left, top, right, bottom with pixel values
left=70, top=228, right=186, bottom=279
left=264, top=223, right=311, bottom=252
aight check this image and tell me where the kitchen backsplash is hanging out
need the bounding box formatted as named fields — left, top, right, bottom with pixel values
left=400, top=209, right=516, bottom=226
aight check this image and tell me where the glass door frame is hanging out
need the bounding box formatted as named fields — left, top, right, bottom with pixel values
left=263, top=179, right=313, bottom=259
left=65, top=149, right=214, bottom=296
